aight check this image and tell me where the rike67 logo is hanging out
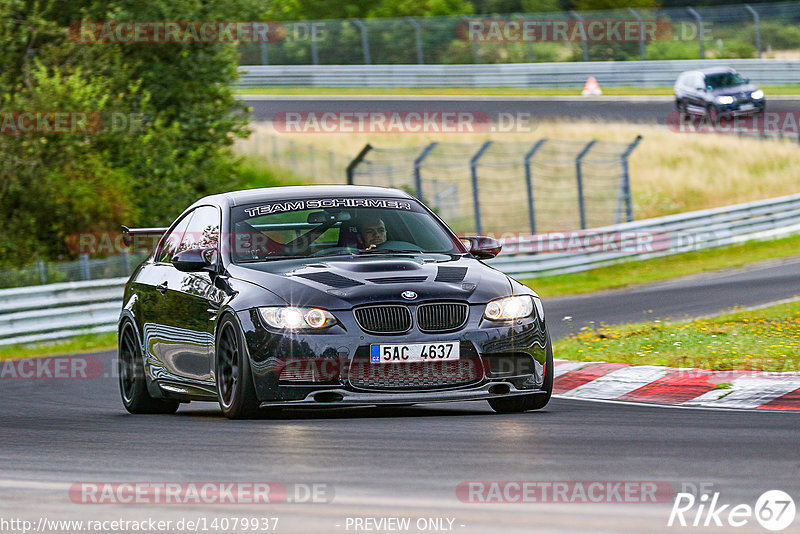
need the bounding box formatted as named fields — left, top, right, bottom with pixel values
left=668, top=489, right=796, bottom=531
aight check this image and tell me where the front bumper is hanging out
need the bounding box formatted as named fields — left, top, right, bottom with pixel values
left=259, top=381, right=548, bottom=408
left=238, top=303, right=549, bottom=403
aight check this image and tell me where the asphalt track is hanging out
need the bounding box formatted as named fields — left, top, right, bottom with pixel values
left=244, top=95, right=800, bottom=125
left=2, top=259, right=799, bottom=533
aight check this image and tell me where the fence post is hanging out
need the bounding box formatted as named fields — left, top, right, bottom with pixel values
left=407, top=17, right=424, bottom=64
left=36, top=260, right=47, bottom=285
left=575, top=140, right=597, bottom=230
left=413, top=142, right=439, bottom=200
left=523, top=139, right=547, bottom=235
left=259, top=41, right=269, bottom=65
left=461, top=15, right=480, bottom=64
left=308, top=22, right=320, bottom=65
left=744, top=4, right=762, bottom=59
left=687, top=7, right=705, bottom=59
left=470, top=141, right=493, bottom=235
left=346, top=144, right=373, bottom=184
left=352, top=19, right=371, bottom=65
left=616, top=136, right=643, bottom=223
left=79, top=253, right=91, bottom=281
left=570, top=11, right=589, bottom=62
left=628, top=8, right=646, bottom=60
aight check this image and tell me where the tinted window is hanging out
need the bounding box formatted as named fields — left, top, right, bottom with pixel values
left=155, top=213, right=193, bottom=264
left=179, top=206, right=220, bottom=253
left=231, top=197, right=465, bottom=262
left=706, top=72, right=745, bottom=89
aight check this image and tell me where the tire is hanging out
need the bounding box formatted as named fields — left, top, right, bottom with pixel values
left=216, top=315, right=271, bottom=419
left=118, top=321, right=180, bottom=414
left=488, top=334, right=553, bottom=414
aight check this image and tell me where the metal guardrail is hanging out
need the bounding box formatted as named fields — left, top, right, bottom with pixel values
left=487, top=192, right=800, bottom=277
left=238, top=59, right=800, bottom=88
left=0, top=278, right=126, bottom=346
left=2, top=193, right=800, bottom=345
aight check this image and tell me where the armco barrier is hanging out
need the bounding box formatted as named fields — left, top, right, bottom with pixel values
left=238, top=59, right=800, bottom=88
left=487, top=192, right=800, bottom=277
left=0, top=278, right=126, bottom=346
left=2, top=193, right=800, bottom=345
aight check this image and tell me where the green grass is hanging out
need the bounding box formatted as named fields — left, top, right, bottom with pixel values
left=236, top=155, right=306, bottom=189
left=235, top=85, right=800, bottom=97
left=554, top=300, right=800, bottom=372
left=523, top=234, right=800, bottom=299
left=0, top=332, right=118, bottom=361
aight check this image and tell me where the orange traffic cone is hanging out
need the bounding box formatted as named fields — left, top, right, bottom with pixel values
left=581, top=76, right=602, bottom=96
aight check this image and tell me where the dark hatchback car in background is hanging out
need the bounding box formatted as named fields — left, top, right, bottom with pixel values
left=118, top=186, right=553, bottom=419
left=674, top=66, right=765, bottom=120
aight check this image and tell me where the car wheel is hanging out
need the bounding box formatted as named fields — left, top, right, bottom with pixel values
left=488, top=335, right=553, bottom=414
left=118, top=321, right=180, bottom=414
left=675, top=98, right=685, bottom=113
left=216, top=315, right=270, bottom=419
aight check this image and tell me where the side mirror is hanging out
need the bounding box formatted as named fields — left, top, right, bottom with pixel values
left=461, top=236, right=502, bottom=259
left=172, top=248, right=216, bottom=273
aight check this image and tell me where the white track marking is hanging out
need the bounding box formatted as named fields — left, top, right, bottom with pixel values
left=561, top=365, right=669, bottom=400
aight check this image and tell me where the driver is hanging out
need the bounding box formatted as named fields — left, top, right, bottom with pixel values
left=358, top=215, right=387, bottom=250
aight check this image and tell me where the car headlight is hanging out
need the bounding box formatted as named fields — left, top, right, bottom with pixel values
left=716, top=95, right=735, bottom=105
left=484, top=295, right=536, bottom=321
left=751, top=89, right=764, bottom=100
left=258, top=307, right=337, bottom=330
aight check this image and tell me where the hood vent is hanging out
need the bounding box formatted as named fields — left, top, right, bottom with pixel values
left=435, top=266, right=468, bottom=283
left=295, top=271, right=364, bottom=288
left=368, top=276, right=427, bottom=284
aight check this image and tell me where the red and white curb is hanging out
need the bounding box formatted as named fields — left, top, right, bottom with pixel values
left=553, top=360, right=800, bottom=410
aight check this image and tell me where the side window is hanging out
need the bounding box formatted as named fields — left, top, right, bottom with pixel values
left=179, top=206, right=220, bottom=254
left=155, top=212, right=194, bottom=264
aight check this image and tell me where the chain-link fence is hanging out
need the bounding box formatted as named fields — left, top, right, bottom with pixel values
left=238, top=1, right=800, bottom=66
left=347, top=138, right=642, bottom=236
left=0, top=253, right=149, bottom=289
left=236, top=130, right=352, bottom=183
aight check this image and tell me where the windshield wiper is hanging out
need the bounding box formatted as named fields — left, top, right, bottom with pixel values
left=237, top=255, right=308, bottom=263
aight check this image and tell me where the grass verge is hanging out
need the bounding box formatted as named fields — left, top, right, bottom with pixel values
left=523, top=234, right=800, bottom=299
left=0, top=332, right=118, bottom=361
left=235, top=85, right=800, bottom=97
left=554, top=300, right=800, bottom=372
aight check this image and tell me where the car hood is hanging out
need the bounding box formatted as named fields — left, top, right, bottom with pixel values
left=227, top=254, right=514, bottom=309
left=709, top=84, right=759, bottom=97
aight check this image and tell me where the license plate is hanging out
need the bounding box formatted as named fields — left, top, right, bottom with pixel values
left=740, top=103, right=754, bottom=111
left=370, top=342, right=460, bottom=363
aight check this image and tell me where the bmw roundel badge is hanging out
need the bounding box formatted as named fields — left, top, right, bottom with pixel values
left=401, top=291, right=417, bottom=300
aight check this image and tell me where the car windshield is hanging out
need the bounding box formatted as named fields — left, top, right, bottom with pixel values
left=705, top=72, right=746, bottom=89
left=230, top=197, right=466, bottom=262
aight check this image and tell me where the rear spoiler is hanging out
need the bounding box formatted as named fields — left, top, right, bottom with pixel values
left=121, top=225, right=168, bottom=247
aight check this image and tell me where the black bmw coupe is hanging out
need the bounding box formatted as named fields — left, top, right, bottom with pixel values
left=118, top=185, right=552, bottom=418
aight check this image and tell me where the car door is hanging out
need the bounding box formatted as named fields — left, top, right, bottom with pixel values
left=158, top=205, right=222, bottom=385
left=137, top=211, right=193, bottom=379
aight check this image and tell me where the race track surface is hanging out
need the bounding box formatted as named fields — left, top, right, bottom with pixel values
left=2, top=261, right=799, bottom=533
left=244, top=95, right=800, bottom=124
